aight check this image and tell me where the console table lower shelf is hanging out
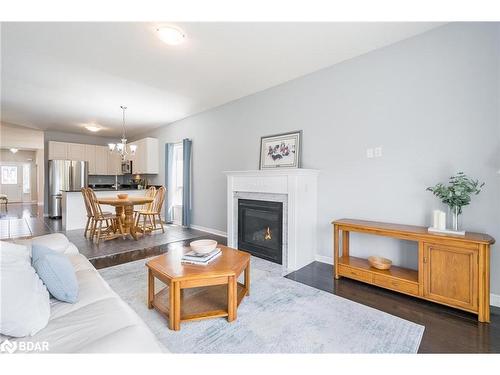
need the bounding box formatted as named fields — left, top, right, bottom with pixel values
left=332, top=219, right=495, bottom=323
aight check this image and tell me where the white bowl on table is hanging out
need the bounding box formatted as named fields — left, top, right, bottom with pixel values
left=189, top=239, right=218, bottom=255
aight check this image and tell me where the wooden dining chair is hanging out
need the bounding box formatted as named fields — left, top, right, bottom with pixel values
left=86, top=188, right=124, bottom=244
left=134, top=186, right=156, bottom=216
left=134, top=186, right=156, bottom=230
left=81, top=188, right=94, bottom=238
left=135, top=186, right=166, bottom=234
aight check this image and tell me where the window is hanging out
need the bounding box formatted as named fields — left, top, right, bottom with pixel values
left=172, top=143, right=184, bottom=206
left=23, top=164, right=31, bottom=194
left=1, top=166, right=17, bottom=184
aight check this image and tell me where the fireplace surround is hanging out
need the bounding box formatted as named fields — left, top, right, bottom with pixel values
left=225, top=169, right=319, bottom=271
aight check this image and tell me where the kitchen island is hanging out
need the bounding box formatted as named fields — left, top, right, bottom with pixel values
left=61, top=189, right=150, bottom=230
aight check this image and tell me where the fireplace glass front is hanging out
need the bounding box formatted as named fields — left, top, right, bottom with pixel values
left=237, top=199, right=283, bottom=264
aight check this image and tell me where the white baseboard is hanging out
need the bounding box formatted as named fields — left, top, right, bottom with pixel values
left=315, top=255, right=333, bottom=265
left=490, top=293, right=500, bottom=308
left=190, top=224, right=227, bottom=238
left=313, top=254, right=500, bottom=308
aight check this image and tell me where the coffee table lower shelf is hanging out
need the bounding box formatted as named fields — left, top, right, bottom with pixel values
left=151, top=283, right=248, bottom=328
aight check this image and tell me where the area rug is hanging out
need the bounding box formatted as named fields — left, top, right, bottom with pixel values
left=99, top=256, right=424, bottom=353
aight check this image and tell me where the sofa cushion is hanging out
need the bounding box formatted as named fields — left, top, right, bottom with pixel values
left=75, top=324, right=165, bottom=353
left=49, top=268, right=116, bottom=321
left=15, top=233, right=79, bottom=256
left=0, top=242, right=50, bottom=337
left=32, top=244, right=79, bottom=303
left=20, top=296, right=164, bottom=353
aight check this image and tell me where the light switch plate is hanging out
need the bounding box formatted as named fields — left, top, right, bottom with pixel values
left=366, top=148, right=374, bottom=158
left=374, top=146, right=383, bottom=157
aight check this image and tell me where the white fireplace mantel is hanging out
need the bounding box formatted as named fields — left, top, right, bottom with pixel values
left=224, top=169, right=319, bottom=271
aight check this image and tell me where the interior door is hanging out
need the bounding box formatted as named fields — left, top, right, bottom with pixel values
left=423, top=242, right=478, bottom=311
left=0, top=164, right=23, bottom=202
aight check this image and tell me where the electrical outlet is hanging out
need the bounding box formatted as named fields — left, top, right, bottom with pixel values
left=366, top=148, right=374, bottom=158
left=374, top=146, right=383, bottom=158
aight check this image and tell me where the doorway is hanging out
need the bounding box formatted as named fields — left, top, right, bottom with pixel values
left=0, top=164, right=22, bottom=202
left=0, top=149, right=38, bottom=203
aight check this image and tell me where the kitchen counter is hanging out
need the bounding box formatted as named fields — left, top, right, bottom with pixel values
left=61, top=189, right=150, bottom=230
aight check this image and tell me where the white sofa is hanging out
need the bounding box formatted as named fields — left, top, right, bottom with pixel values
left=1, top=233, right=164, bottom=353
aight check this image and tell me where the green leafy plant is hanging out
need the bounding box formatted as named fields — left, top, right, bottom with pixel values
left=426, top=172, right=484, bottom=214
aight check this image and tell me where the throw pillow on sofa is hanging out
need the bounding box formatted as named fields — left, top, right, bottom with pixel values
left=0, top=241, right=50, bottom=337
left=32, top=244, right=79, bottom=303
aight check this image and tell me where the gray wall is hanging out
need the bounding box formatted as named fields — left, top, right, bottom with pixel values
left=139, top=23, right=500, bottom=293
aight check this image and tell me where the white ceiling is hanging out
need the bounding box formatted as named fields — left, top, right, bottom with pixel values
left=1, top=22, right=443, bottom=137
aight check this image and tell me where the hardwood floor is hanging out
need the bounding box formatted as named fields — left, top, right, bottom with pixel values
left=0, top=203, right=62, bottom=239
left=285, top=261, right=500, bottom=353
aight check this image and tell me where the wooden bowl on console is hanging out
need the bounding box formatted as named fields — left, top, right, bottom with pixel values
left=117, top=193, right=129, bottom=199
left=368, top=256, right=392, bottom=270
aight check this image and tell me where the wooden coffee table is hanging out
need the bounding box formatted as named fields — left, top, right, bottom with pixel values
left=146, top=245, right=251, bottom=331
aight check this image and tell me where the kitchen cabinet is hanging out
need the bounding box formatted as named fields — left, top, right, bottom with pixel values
left=94, top=146, right=109, bottom=175
left=84, top=145, right=96, bottom=174
left=67, top=143, right=86, bottom=161
left=130, top=137, right=159, bottom=174
left=48, top=138, right=158, bottom=176
left=107, top=150, right=122, bottom=176
left=48, top=141, right=68, bottom=160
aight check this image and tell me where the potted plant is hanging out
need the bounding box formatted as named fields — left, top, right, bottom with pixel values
left=427, top=172, right=484, bottom=231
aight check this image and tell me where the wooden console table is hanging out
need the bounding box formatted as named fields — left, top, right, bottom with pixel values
left=332, top=219, right=495, bottom=322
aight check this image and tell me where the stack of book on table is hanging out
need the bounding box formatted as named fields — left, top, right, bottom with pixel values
left=181, top=248, right=222, bottom=265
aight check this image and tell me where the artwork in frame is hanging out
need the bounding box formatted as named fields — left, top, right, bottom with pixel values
left=259, top=130, right=302, bottom=169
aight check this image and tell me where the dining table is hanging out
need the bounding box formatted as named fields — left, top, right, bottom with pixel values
left=97, top=195, right=154, bottom=240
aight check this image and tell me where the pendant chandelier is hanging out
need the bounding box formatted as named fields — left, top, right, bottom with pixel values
left=108, top=105, right=137, bottom=161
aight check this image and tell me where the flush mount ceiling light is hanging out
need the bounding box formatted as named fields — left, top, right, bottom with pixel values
left=156, top=26, right=186, bottom=46
left=85, top=124, right=101, bottom=132
left=10, top=148, right=18, bottom=154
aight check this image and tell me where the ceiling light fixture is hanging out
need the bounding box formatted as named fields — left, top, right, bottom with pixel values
left=108, top=106, right=137, bottom=161
left=85, top=125, right=101, bottom=132
left=10, top=148, right=18, bottom=154
left=157, top=26, right=186, bottom=46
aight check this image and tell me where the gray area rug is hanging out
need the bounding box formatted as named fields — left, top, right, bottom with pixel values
left=99, top=256, right=424, bottom=353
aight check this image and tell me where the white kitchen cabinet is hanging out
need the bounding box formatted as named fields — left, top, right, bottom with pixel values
left=67, top=143, right=86, bottom=161
left=94, top=146, right=109, bottom=175
left=131, top=137, right=158, bottom=174
left=107, top=150, right=122, bottom=175
left=48, top=138, right=158, bottom=175
left=85, top=145, right=96, bottom=174
left=48, top=141, right=68, bottom=160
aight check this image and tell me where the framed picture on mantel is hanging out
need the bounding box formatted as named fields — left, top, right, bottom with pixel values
left=259, top=130, right=302, bottom=169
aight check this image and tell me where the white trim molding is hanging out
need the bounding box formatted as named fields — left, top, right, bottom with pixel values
left=490, top=293, right=500, bottom=308
left=315, top=255, right=333, bottom=265
left=225, top=169, right=319, bottom=272
left=190, top=224, right=227, bottom=238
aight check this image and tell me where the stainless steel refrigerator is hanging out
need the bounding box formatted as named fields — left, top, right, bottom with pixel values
left=49, top=160, right=88, bottom=218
